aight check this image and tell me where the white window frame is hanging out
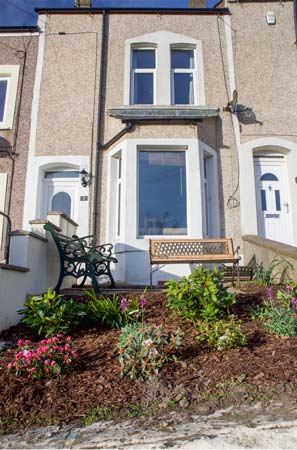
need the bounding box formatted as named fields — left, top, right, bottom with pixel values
left=0, top=66, right=19, bottom=130
left=170, top=46, right=197, bottom=105
left=130, top=46, right=157, bottom=105
left=116, top=156, right=122, bottom=237
left=124, top=31, right=205, bottom=106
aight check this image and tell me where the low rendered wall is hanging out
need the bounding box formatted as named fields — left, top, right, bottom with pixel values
left=243, top=235, right=297, bottom=282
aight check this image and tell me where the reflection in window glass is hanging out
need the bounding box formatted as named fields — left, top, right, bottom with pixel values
left=171, top=50, right=194, bottom=69
left=173, top=73, right=194, bottom=104
left=45, top=171, right=79, bottom=178
left=138, top=151, right=187, bottom=235
left=52, top=192, right=71, bottom=217
left=0, top=80, right=8, bottom=122
left=133, top=73, right=154, bottom=104
left=133, top=49, right=155, bottom=69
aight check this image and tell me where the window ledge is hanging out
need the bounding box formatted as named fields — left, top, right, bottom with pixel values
left=108, top=106, right=219, bottom=121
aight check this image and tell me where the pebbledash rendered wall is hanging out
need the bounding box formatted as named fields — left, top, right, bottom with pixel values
left=30, top=9, right=242, bottom=284
left=0, top=31, right=39, bottom=254
left=227, top=0, right=297, bottom=249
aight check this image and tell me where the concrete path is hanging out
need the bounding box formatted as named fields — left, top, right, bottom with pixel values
left=1, top=402, right=297, bottom=449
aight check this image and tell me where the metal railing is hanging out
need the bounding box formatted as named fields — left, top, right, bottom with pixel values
left=0, top=210, right=11, bottom=264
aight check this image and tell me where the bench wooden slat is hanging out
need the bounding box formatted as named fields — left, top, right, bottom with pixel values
left=149, top=238, right=240, bottom=285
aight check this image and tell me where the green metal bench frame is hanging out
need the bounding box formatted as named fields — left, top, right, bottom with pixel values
left=44, top=223, right=117, bottom=293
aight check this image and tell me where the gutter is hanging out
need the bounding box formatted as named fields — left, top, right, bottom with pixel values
left=35, top=7, right=230, bottom=15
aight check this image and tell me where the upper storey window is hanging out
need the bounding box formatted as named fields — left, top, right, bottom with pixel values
left=0, top=66, right=19, bottom=130
left=124, top=31, right=205, bottom=107
left=131, top=49, right=156, bottom=105
left=171, top=49, right=195, bottom=105
left=0, top=79, right=8, bottom=123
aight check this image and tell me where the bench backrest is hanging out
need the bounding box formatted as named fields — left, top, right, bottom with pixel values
left=150, top=238, right=236, bottom=264
left=44, top=223, right=85, bottom=261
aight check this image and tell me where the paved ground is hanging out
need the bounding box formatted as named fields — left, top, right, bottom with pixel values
left=1, top=401, right=297, bottom=449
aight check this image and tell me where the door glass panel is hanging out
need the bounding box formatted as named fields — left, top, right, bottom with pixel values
left=275, top=190, right=281, bottom=211
left=260, top=172, right=278, bottom=181
left=52, top=192, right=71, bottom=217
left=260, top=189, right=267, bottom=211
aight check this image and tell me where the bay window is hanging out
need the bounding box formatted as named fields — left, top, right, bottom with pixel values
left=138, top=150, right=187, bottom=236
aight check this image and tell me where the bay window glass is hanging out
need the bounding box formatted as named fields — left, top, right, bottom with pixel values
left=171, top=49, right=195, bottom=104
left=131, top=49, right=155, bottom=104
left=0, top=79, right=8, bottom=123
left=138, top=151, right=187, bottom=235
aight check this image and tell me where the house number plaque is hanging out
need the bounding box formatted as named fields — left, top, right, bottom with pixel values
left=80, top=196, right=88, bottom=201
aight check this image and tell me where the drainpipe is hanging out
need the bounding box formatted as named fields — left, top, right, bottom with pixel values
left=92, top=9, right=107, bottom=240
left=294, top=0, right=297, bottom=44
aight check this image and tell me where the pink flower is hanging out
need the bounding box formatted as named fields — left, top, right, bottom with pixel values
left=52, top=337, right=59, bottom=343
left=66, top=336, right=72, bottom=342
left=41, top=340, right=48, bottom=345
left=24, top=339, right=31, bottom=345
left=17, top=339, right=23, bottom=347
left=31, top=367, right=36, bottom=372
left=50, top=361, right=56, bottom=367
left=44, top=359, right=50, bottom=365
left=23, top=350, right=32, bottom=358
left=7, top=363, right=12, bottom=369
left=120, top=298, right=128, bottom=311
left=139, top=297, right=147, bottom=308
left=64, top=344, right=70, bottom=351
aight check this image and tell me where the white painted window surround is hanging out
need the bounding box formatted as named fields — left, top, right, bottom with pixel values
left=0, top=65, right=19, bottom=129
left=124, top=31, right=205, bottom=106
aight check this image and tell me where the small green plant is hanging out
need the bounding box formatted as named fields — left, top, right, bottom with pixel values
left=18, top=288, right=87, bottom=337
left=252, top=256, right=293, bottom=287
left=196, top=315, right=247, bottom=351
left=6, top=336, right=78, bottom=380
left=264, top=307, right=297, bottom=336
left=166, top=266, right=236, bottom=324
left=81, top=406, right=116, bottom=426
left=85, top=289, right=147, bottom=329
left=117, top=323, right=182, bottom=381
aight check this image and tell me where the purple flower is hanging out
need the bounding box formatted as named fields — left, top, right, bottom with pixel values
left=266, top=287, right=274, bottom=301
left=139, top=297, right=147, bottom=309
left=286, top=284, right=292, bottom=293
left=291, top=298, right=297, bottom=310
left=120, top=298, right=128, bottom=311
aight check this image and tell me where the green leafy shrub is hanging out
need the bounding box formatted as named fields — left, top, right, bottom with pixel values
left=166, top=266, right=236, bottom=323
left=264, top=307, right=297, bottom=336
left=117, top=323, right=182, bottom=381
left=85, top=289, right=147, bottom=329
left=18, top=288, right=87, bottom=337
left=6, top=336, right=78, bottom=380
left=196, top=315, right=247, bottom=351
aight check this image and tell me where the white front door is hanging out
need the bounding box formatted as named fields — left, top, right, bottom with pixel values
left=42, top=171, right=80, bottom=222
left=254, top=156, right=292, bottom=245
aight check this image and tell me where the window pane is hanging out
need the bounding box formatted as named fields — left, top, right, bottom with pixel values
left=260, top=172, right=278, bottom=181
left=138, top=151, right=187, bottom=236
left=171, top=50, right=194, bottom=69
left=275, top=190, right=281, bottom=211
left=260, top=189, right=267, bottom=211
left=45, top=171, right=79, bottom=178
left=0, top=80, right=8, bottom=122
left=133, top=73, right=154, bottom=104
left=173, top=73, right=194, bottom=104
left=132, top=49, right=155, bottom=69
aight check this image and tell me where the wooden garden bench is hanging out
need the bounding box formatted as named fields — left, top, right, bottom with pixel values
left=44, top=223, right=117, bottom=294
left=149, top=238, right=241, bottom=285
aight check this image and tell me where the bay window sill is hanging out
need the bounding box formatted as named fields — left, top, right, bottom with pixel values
left=108, top=105, right=219, bottom=122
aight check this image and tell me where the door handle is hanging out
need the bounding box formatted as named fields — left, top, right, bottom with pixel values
left=283, top=202, right=289, bottom=213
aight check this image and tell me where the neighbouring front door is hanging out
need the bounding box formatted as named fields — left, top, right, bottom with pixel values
left=42, top=170, right=80, bottom=222
left=254, top=156, right=292, bottom=245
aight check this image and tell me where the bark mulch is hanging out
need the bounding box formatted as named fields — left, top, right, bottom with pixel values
left=1, top=283, right=297, bottom=434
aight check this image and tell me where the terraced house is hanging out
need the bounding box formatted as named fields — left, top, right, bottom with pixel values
left=1, top=0, right=297, bottom=300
